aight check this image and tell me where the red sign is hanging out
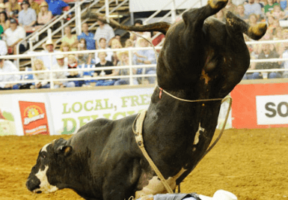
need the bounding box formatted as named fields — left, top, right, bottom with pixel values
left=231, top=82, right=288, bottom=129
left=19, top=101, right=50, bottom=135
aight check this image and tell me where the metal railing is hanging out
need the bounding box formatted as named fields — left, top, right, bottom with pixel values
left=0, top=47, right=159, bottom=88
left=1, top=42, right=288, bottom=89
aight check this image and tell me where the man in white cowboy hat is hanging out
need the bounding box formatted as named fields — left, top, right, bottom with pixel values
left=133, top=35, right=157, bottom=84
left=51, top=54, right=75, bottom=88
left=37, top=39, right=60, bottom=70
left=137, top=190, right=237, bottom=200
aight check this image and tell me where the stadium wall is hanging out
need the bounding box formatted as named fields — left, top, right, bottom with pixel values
left=0, top=80, right=287, bottom=136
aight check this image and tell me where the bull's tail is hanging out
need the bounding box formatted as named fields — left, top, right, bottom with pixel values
left=86, top=11, right=171, bottom=35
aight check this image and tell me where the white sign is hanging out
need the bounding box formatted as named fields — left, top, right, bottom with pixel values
left=256, top=95, right=288, bottom=125
left=48, top=88, right=154, bottom=135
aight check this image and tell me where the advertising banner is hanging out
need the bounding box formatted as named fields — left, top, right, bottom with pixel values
left=48, top=88, right=154, bottom=135
left=0, top=86, right=232, bottom=136
left=19, top=101, right=50, bottom=135
left=231, top=82, right=288, bottom=129
left=0, top=95, right=16, bottom=136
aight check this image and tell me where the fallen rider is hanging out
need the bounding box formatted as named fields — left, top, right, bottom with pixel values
left=137, top=190, right=237, bottom=200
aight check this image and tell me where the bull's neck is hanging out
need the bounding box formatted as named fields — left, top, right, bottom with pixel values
left=60, top=152, right=97, bottom=199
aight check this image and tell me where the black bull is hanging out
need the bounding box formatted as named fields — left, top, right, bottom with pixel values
left=26, top=1, right=266, bottom=199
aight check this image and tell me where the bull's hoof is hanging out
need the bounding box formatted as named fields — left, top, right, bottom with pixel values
left=208, top=0, right=228, bottom=10
left=248, top=23, right=267, bottom=40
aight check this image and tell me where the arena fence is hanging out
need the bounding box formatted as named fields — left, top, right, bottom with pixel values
left=0, top=43, right=288, bottom=89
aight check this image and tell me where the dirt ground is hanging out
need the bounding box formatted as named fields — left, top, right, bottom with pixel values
left=0, top=128, right=287, bottom=200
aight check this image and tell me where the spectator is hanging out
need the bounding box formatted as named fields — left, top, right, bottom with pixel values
left=77, top=22, right=95, bottom=50
left=236, top=4, right=249, bottom=22
left=108, top=33, right=121, bottom=47
left=5, top=0, right=21, bottom=18
left=133, top=37, right=157, bottom=84
left=94, top=37, right=112, bottom=64
left=59, top=42, right=70, bottom=63
left=31, top=59, right=50, bottom=89
left=0, top=59, right=20, bottom=90
left=29, top=0, right=39, bottom=14
left=67, top=54, right=78, bottom=79
left=252, top=43, right=281, bottom=79
left=77, top=38, right=92, bottom=65
left=113, top=51, right=138, bottom=85
left=224, top=0, right=237, bottom=13
left=61, top=26, right=78, bottom=51
left=46, top=0, right=69, bottom=16
left=0, top=3, right=5, bottom=12
left=244, top=0, right=262, bottom=18
left=152, top=31, right=165, bottom=46
left=52, top=54, right=75, bottom=88
left=264, top=0, right=279, bottom=15
left=130, top=19, right=151, bottom=47
left=0, top=11, right=10, bottom=31
left=255, top=0, right=265, bottom=9
left=37, top=1, right=52, bottom=25
left=0, top=38, right=7, bottom=55
left=94, top=17, right=115, bottom=49
left=271, top=4, right=285, bottom=19
left=94, top=52, right=115, bottom=86
left=215, top=9, right=226, bottom=22
left=115, top=34, right=121, bottom=41
left=125, top=39, right=134, bottom=48
left=110, top=38, right=122, bottom=66
left=18, top=1, right=36, bottom=31
left=38, top=39, right=59, bottom=69
left=280, top=0, right=287, bottom=10
left=4, top=18, right=26, bottom=54
left=248, top=14, right=258, bottom=26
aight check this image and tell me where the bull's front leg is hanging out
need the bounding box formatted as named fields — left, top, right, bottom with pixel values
left=102, top=159, right=142, bottom=200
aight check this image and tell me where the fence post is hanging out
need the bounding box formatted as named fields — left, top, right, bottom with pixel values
left=128, top=49, right=133, bottom=85
left=171, top=0, right=176, bottom=23
left=105, top=0, right=110, bottom=23
left=49, top=54, right=54, bottom=89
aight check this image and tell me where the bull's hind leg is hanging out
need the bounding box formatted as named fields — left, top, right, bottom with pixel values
left=182, top=0, right=228, bottom=29
left=225, top=11, right=267, bottom=41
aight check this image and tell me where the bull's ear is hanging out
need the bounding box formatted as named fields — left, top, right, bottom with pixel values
left=57, top=145, right=72, bottom=156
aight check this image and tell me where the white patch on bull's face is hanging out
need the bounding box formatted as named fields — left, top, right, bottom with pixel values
left=194, top=123, right=205, bottom=145
left=34, top=165, right=58, bottom=193
left=135, top=168, right=186, bottom=198
left=41, top=143, right=50, bottom=152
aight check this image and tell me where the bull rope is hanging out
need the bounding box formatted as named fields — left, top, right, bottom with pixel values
left=132, top=92, right=232, bottom=194
left=131, top=31, right=232, bottom=194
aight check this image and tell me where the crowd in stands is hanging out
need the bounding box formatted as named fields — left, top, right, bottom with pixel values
left=1, top=0, right=288, bottom=90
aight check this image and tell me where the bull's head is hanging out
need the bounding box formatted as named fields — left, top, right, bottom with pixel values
left=26, top=138, right=72, bottom=193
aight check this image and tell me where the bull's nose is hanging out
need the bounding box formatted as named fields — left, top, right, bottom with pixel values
left=26, top=178, right=40, bottom=192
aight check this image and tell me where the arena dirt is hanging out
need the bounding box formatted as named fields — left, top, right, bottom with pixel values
left=0, top=128, right=287, bottom=200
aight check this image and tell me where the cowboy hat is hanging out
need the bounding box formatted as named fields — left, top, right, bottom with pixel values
left=40, top=1, right=48, bottom=7
left=56, top=54, right=65, bottom=59
left=45, top=39, right=54, bottom=46
left=199, top=190, right=237, bottom=200
left=136, top=35, right=152, bottom=47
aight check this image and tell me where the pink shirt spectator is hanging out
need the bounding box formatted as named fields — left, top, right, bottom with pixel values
left=38, top=11, right=52, bottom=24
